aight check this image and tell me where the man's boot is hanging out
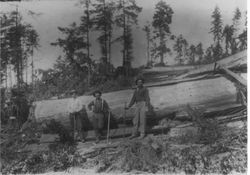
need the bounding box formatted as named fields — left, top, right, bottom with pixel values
left=138, top=133, right=146, bottom=139
left=95, top=136, right=100, bottom=144
left=129, top=132, right=138, bottom=139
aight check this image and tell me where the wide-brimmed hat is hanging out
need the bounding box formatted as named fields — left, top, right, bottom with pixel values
left=93, top=90, right=102, bottom=97
left=135, top=77, right=145, bottom=85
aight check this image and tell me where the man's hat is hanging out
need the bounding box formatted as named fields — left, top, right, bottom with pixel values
left=93, top=90, right=102, bottom=97
left=135, top=77, right=145, bottom=85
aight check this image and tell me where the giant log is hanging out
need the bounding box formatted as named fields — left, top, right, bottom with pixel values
left=34, top=76, right=239, bottom=130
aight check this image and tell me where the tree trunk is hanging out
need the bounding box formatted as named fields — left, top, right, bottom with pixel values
left=103, top=0, right=108, bottom=66
left=225, top=41, right=229, bottom=55
left=9, top=65, right=12, bottom=88
left=147, top=34, right=150, bottom=65
left=25, top=57, right=28, bottom=84
left=108, top=30, right=112, bottom=72
left=5, top=66, right=7, bottom=88
left=86, top=0, right=90, bottom=86
left=159, top=28, right=164, bottom=64
left=103, top=0, right=109, bottom=75
left=122, top=0, right=126, bottom=69
left=15, top=9, right=20, bottom=88
left=31, top=46, right=34, bottom=90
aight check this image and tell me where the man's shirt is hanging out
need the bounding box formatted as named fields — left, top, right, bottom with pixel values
left=128, top=86, right=150, bottom=108
left=88, top=98, right=109, bottom=113
left=6, top=104, right=18, bottom=117
left=68, top=97, right=82, bottom=113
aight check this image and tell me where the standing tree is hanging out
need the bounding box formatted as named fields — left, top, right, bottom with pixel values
left=188, top=44, right=196, bottom=65
left=231, top=7, right=242, bottom=54
left=173, top=35, right=188, bottom=65
left=210, top=6, right=223, bottom=60
left=222, top=24, right=234, bottom=55
left=238, top=30, right=247, bottom=50
left=142, top=22, right=152, bottom=67
left=52, top=23, right=90, bottom=76
left=238, top=11, right=247, bottom=51
left=24, top=26, right=39, bottom=89
left=212, top=42, right=223, bottom=61
left=232, top=7, right=242, bottom=37
left=114, top=0, right=142, bottom=76
left=204, top=45, right=214, bottom=63
left=0, top=14, right=11, bottom=87
left=92, top=0, right=116, bottom=74
left=196, top=42, right=204, bottom=64
left=79, top=0, right=94, bottom=85
left=152, top=0, right=173, bottom=66
left=3, top=11, right=39, bottom=89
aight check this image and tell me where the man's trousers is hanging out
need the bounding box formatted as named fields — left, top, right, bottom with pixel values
left=133, top=101, right=146, bottom=135
left=90, top=112, right=104, bottom=139
left=70, top=112, right=84, bottom=140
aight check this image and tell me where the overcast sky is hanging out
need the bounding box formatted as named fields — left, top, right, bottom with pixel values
left=0, top=0, right=247, bottom=70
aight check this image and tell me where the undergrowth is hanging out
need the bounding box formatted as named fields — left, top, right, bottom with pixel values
left=95, top=140, right=160, bottom=173
left=1, top=119, right=83, bottom=174
left=42, top=119, right=74, bottom=143
left=93, top=121, right=247, bottom=174
left=2, top=143, right=85, bottom=174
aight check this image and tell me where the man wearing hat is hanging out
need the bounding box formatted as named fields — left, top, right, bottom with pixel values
left=88, top=90, right=110, bottom=143
left=125, top=77, right=151, bottom=139
left=68, top=90, right=85, bottom=142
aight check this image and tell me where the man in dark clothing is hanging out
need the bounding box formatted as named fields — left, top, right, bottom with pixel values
left=5, top=100, right=19, bottom=131
left=125, top=78, right=151, bottom=139
left=88, top=90, right=110, bottom=143
left=20, top=99, right=36, bottom=132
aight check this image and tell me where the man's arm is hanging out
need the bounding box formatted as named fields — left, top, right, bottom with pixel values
left=128, top=90, right=136, bottom=108
left=103, top=100, right=110, bottom=112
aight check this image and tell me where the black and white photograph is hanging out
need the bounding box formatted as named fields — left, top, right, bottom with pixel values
left=0, top=0, right=247, bottom=174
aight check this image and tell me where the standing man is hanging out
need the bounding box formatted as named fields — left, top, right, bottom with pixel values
left=88, top=90, right=110, bottom=143
left=20, top=98, right=36, bottom=132
left=125, top=78, right=151, bottom=139
left=68, top=90, right=85, bottom=142
left=5, top=100, right=19, bottom=131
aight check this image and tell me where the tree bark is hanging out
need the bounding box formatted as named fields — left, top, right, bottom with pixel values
left=159, top=28, right=164, bottom=64
left=86, top=0, right=91, bottom=86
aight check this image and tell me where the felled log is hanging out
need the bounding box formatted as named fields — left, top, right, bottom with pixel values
left=33, top=75, right=240, bottom=131
left=217, top=64, right=247, bottom=107
left=218, top=64, right=247, bottom=87
left=176, top=50, right=247, bottom=79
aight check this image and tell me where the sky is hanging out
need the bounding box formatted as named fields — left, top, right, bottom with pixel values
left=0, top=0, right=247, bottom=71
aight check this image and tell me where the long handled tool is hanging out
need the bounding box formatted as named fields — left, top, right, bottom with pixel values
left=123, top=102, right=127, bottom=139
left=106, top=111, right=111, bottom=144
left=73, top=113, right=76, bottom=142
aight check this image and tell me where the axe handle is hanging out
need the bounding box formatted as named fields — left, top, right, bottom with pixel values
left=106, top=111, right=111, bottom=144
left=123, top=102, right=127, bottom=139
